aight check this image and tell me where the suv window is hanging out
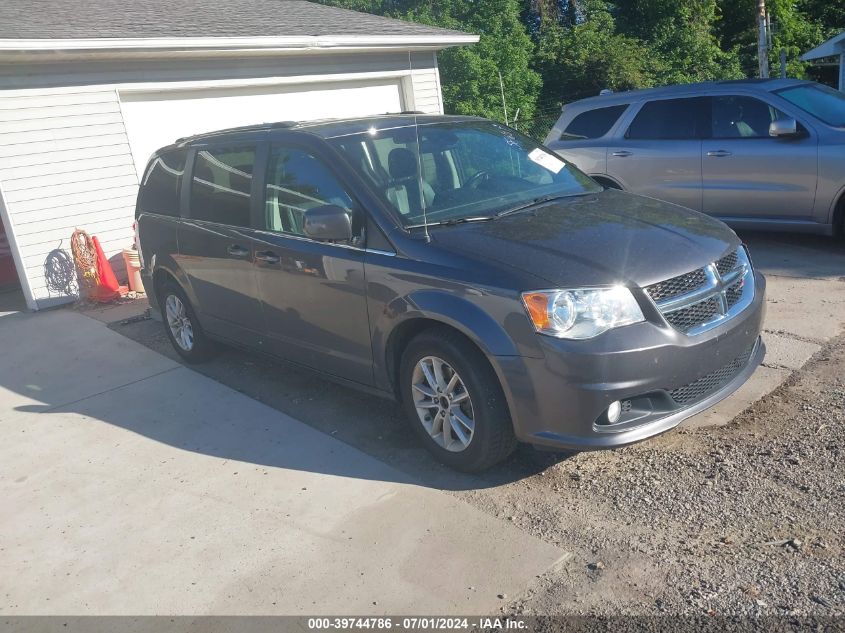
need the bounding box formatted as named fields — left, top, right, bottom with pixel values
left=627, top=97, right=708, bottom=140
left=190, top=146, right=255, bottom=227
left=264, top=145, right=361, bottom=242
left=711, top=95, right=786, bottom=138
left=138, top=148, right=187, bottom=216
left=561, top=105, right=628, bottom=140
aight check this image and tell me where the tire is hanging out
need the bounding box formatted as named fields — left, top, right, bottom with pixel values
left=399, top=328, right=517, bottom=472
left=158, top=281, right=217, bottom=364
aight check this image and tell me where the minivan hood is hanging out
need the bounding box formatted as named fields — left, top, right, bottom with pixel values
left=429, top=189, right=740, bottom=289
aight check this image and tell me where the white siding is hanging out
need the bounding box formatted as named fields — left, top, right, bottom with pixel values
left=407, top=52, right=443, bottom=114
left=0, top=87, right=136, bottom=309
left=0, top=50, right=447, bottom=310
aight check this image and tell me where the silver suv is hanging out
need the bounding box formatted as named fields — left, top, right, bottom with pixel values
left=544, top=79, right=845, bottom=236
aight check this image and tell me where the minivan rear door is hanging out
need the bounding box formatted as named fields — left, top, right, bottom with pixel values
left=252, top=139, right=373, bottom=386
left=178, top=143, right=266, bottom=348
left=606, top=96, right=708, bottom=211
left=701, top=94, right=818, bottom=220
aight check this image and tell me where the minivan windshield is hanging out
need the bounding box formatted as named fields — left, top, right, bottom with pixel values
left=775, top=83, right=845, bottom=127
left=330, top=121, right=600, bottom=228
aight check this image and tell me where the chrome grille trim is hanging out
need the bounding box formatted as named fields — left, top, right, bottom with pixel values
left=645, top=247, right=754, bottom=336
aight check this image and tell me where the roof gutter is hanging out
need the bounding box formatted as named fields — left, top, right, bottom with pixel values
left=0, top=34, right=479, bottom=61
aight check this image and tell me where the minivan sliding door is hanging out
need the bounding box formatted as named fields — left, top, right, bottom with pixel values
left=177, top=143, right=267, bottom=348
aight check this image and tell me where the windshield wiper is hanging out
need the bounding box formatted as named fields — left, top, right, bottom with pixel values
left=495, top=192, right=593, bottom=219
left=406, top=216, right=494, bottom=229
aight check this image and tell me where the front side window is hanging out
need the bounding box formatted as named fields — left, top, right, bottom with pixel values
left=190, top=146, right=255, bottom=227
left=264, top=145, right=360, bottom=242
left=561, top=104, right=628, bottom=140
left=627, top=97, right=709, bottom=140
left=139, top=148, right=187, bottom=216
left=330, top=121, right=599, bottom=228
left=711, top=95, right=786, bottom=138
left=775, top=83, right=845, bottom=127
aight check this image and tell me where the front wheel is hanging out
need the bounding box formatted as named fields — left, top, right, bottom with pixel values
left=399, top=329, right=516, bottom=472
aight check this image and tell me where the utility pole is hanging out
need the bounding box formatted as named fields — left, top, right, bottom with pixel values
left=757, top=0, right=770, bottom=78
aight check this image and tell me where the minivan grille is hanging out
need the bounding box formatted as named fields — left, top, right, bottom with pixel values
left=645, top=269, right=707, bottom=303
left=645, top=247, right=754, bottom=335
left=669, top=342, right=757, bottom=405
left=664, top=298, right=720, bottom=331
left=716, top=251, right=738, bottom=276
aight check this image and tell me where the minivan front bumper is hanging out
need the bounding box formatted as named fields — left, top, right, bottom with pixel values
left=495, top=272, right=766, bottom=450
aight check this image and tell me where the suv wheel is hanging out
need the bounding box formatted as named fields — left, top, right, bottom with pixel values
left=159, top=281, right=216, bottom=363
left=399, top=329, right=516, bottom=472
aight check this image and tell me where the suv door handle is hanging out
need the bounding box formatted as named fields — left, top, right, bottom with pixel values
left=611, top=150, right=632, bottom=157
left=227, top=244, right=250, bottom=258
left=255, top=250, right=280, bottom=265
left=706, top=150, right=733, bottom=157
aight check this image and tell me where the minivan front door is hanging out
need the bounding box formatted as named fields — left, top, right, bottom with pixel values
left=177, top=144, right=265, bottom=348
left=253, top=143, right=373, bottom=385
left=702, top=95, right=818, bottom=220
left=606, top=96, right=708, bottom=212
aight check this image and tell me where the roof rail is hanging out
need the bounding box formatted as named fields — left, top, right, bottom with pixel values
left=176, top=120, right=300, bottom=144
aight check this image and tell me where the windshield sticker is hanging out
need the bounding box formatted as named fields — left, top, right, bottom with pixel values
left=528, top=148, right=566, bottom=174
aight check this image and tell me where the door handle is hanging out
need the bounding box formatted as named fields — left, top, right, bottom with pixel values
left=255, top=250, right=280, bottom=265
left=227, top=244, right=250, bottom=258
left=611, top=150, right=633, bottom=157
left=706, top=150, right=733, bottom=157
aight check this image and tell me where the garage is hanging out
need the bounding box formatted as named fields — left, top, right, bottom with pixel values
left=0, top=0, right=477, bottom=310
left=120, top=80, right=406, bottom=175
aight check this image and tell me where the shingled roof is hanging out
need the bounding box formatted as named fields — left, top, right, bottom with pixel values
left=0, top=0, right=471, bottom=40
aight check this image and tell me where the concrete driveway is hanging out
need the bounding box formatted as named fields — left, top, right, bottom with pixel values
left=0, top=309, right=564, bottom=615
left=1, top=230, right=842, bottom=617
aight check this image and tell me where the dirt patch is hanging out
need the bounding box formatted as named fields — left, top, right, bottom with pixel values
left=457, top=337, right=845, bottom=616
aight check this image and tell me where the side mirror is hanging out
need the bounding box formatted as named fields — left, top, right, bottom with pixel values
left=769, top=118, right=799, bottom=138
left=303, top=204, right=352, bottom=242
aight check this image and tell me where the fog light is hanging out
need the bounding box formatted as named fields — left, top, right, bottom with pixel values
left=607, top=400, right=622, bottom=424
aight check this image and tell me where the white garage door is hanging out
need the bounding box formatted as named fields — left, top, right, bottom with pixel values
left=120, top=80, right=404, bottom=174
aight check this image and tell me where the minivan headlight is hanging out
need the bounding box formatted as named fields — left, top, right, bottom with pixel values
left=521, top=287, right=644, bottom=339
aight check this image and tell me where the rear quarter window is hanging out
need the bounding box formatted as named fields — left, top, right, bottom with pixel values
left=138, top=148, right=187, bottom=216
left=627, top=97, right=709, bottom=140
left=561, top=105, right=628, bottom=140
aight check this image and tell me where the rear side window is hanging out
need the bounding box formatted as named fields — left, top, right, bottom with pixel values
left=190, top=146, right=255, bottom=227
left=561, top=105, right=628, bottom=140
left=627, top=97, right=709, bottom=140
left=138, top=148, right=187, bottom=216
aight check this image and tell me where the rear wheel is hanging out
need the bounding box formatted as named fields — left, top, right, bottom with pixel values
left=159, top=281, right=217, bottom=363
left=399, top=328, right=516, bottom=472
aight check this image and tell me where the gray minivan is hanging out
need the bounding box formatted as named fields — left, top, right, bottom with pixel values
left=136, top=114, right=765, bottom=471
left=545, top=79, right=845, bottom=236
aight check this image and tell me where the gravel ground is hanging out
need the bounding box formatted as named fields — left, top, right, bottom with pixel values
left=110, top=314, right=844, bottom=618
left=458, top=335, right=845, bottom=618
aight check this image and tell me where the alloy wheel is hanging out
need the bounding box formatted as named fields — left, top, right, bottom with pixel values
left=411, top=356, right=475, bottom=452
left=165, top=294, right=194, bottom=352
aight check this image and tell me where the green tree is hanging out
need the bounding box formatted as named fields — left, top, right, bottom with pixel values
left=614, top=0, right=744, bottom=84
left=315, top=0, right=541, bottom=122
left=534, top=2, right=658, bottom=104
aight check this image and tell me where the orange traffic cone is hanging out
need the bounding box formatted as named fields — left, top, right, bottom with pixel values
left=91, top=235, right=127, bottom=302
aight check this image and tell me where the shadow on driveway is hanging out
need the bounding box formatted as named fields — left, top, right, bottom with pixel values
left=739, top=230, right=845, bottom=280
left=0, top=308, right=570, bottom=494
